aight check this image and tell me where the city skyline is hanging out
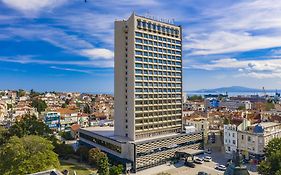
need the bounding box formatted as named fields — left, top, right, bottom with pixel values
left=1, top=0, right=281, bottom=92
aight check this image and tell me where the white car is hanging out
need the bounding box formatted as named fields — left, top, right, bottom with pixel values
left=194, top=158, right=204, bottom=164
left=203, top=156, right=212, bottom=162
left=216, top=165, right=226, bottom=171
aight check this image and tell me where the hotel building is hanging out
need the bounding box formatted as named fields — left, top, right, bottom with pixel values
left=79, top=13, right=204, bottom=172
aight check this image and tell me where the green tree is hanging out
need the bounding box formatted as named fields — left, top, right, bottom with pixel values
left=97, top=155, right=110, bottom=175
left=238, top=106, right=246, bottom=110
left=89, top=148, right=105, bottom=166
left=77, top=145, right=89, bottom=162
left=223, top=117, right=231, bottom=124
left=54, top=142, right=74, bottom=159
left=0, top=126, right=8, bottom=145
left=258, top=138, right=281, bottom=175
left=109, top=164, right=123, bottom=175
left=83, top=104, right=91, bottom=114
left=17, top=89, right=26, bottom=97
left=31, top=99, right=47, bottom=114
left=188, top=95, right=203, bottom=101
left=0, top=135, right=60, bottom=175
left=8, top=114, right=51, bottom=138
left=61, top=103, right=67, bottom=108
left=30, top=89, right=41, bottom=99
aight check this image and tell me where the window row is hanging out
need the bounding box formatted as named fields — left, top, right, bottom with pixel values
left=135, top=121, right=182, bottom=131
left=135, top=38, right=181, bottom=46
left=135, top=53, right=181, bottom=61
left=136, top=56, right=181, bottom=64
left=135, top=50, right=181, bottom=57
left=135, top=63, right=181, bottom=70
left=135, top=70, right=181, bottom=76
left=135, top=99, right=181, bottom=105
left=135, top=88, right=181, bottom=93
left=135, top=42, right=181, bottom=50
left=135, top=111, right=181, bottom=117
left=135, top=94, right=182, bottom=99
left=135, top=82, right=181, bottom=87
left=135, top=105, right=182, bottom=111
left=136, top=21, right=180, bottom=36
left=136, top=116, right=181, bottom=124
left=135, top=76, right=181, bottom=82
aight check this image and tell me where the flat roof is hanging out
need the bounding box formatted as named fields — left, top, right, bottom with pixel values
left=80, top=127, right=202, bottom=144
left=80, top=126, right=130, bottom=143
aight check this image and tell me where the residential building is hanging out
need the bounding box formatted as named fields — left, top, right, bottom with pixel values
left=185, top=117, right=209, bottom=137
left=224, top=124, right=238, bottom=154
left=237, top=122, right=281, bottom=160
left=43, top=112, right=60, bottom=131
left=79, top=13, right=204, bottom=172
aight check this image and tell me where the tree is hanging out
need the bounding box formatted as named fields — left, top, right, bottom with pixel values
left=0, top=135, right=60, bottom=175
left=89, top=148, right=105, bottom=166
left=61, top=103, right=67, bottom=108
left=109, top=164, right=123, bottom=175
left=238, top=106, right=246, bottom=110
left=30, top=89, right=41, bottom=99
left=0, top=126, right=8, bottom=145
left=31, top=99, right=47, bottom=114
left=77, top=145, right=90, bottom=162
left=17, top=89, right=26, bottom=97
left=223, top=117, right=231, bottom=125
left=188, top=95, right=203, bottom=101
left=8, top=115, right=51, bottom=138
left=258, top=138, right=281, bottom=175
left=83, top=104, right=91, bottom=114
left=97, top=155, right=110, bottom=175
left=54, top=142, right=74, bottom=159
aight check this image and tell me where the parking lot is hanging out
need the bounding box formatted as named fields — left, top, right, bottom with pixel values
left=135, top=149, right=259, bottom=175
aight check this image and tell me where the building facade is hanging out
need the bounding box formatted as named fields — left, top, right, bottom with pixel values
left=224, top=124, right=238, bottom=154
left=237, top=122, right=281, bottom=160
left=114, top=13, right=182, bottom=141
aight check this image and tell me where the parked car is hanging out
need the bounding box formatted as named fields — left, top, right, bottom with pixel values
left=198, top=172, right=209, bottom=175
left=185, top=161, right=196, bottom=168
left=194, top=158, right=204, bottom=164
left=216, top=165, right=226, bottom=171
left=203, top=156, right=212, bottom=162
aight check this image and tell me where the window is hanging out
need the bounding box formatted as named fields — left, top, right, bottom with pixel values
left=136, top=32, right=142, bottom=37
left=248, top=136, right=251, bottom=142
left=135, top=51, right=142, bottom=55
left=142, top=21, right=147, bottom=28
left=135, top=44, right=142, bottom=49
left=136, top=38, right=142, bottom=43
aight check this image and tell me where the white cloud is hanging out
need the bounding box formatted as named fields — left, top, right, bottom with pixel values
left=185, top=0, right=281, bottom=55
left=50, top=66, right=92, bottom=74
left=187, top=31, right=281, bottom=55
left=0, top=56, right=114, bottom=68
left=191, top=57, right=281, bottom=79
left=1, top=0, right=67, bottom=16
left=80, top=49, right=114, bottom=60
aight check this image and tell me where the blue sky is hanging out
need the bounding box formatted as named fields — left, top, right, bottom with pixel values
left=1, top=0, right=281, bottom=93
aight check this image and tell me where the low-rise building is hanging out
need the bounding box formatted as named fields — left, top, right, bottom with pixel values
left=44, top=112, right=60, bottom=131
left=184, top=117, right=209, bottom=137
left=224, top=124, right=238, bottom=154
left=237, top=122, right=281, bottom=160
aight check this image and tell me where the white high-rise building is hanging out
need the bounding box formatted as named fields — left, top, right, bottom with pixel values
left=114, top=13, right=183, bottom=141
